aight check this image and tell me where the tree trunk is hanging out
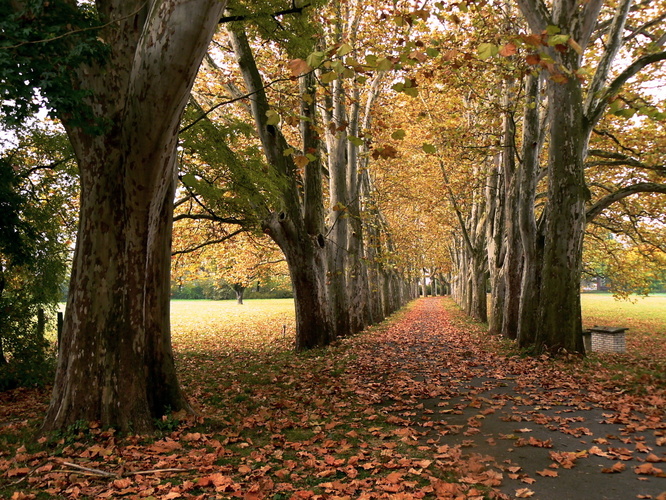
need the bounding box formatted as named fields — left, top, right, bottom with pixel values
left=486, top=155, right=505, bottom=335
left=346, top=83, right=372, bottom=334
left=536, top=72, right=587, bottom=353
left=263, top=214, right=332, bottom=349
left=517, top=74, right=543, bottom=349
left=325, top=78, right=350, bottom=339
left=43, top=0, right=224, bottom=432
left=500, top=82, right=522, bottom=340
left=228, top=27, right=334, bottom=350
left=233, top=284, right=246, bottom=305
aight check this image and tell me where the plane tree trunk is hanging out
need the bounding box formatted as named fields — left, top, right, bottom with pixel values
left=43, top=0, right=225, bottom=432
left=228, top=27, right=334, bottom=349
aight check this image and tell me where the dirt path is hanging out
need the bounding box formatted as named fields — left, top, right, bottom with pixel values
left=353, top=297, right=666, bottom=499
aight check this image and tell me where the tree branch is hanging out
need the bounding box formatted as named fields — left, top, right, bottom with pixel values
left=172, top=212, right=244, bottom=224
left=171, top=228, right=245, bottom=256
left=583, top=0, right=632, bottom=124
left=586, top=182, right=666, bottom=221
left=515, top=0, right=551, bottom=34
left=586, top=50, right=666, bottom=127
left=219, top=4, right=311, bottom=24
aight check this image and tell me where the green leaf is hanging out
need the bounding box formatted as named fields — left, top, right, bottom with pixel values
left=306, top=51, right=325, bottom=69
left=614, top=108, right=636, bottom=118
left=391, top=129, right=406, bottom=140
left=320, top=71, right=337, bottom=84
left=348, top=135, right=365, bottom=147
left=404, top=87, right=419, bottom=97
left=426, top=47, right=440, bottom=58
left=266, top=110, right=280, bottom=126
left=337, top=43, right=353, bottom=56
left=365, top=54, right=378, bottom=67
left=283, top=148, right=295, bottom=156
left=422, top=143, right=437, bottom=154
left=331, top=60, right=345, bottom=74
left=477, top=43, right=498, bottom=60
left=548, top=34, right=570, bottom=46
left=376, top=57, right=394, bottom=71
left=546, top=25, right=561, bottom=35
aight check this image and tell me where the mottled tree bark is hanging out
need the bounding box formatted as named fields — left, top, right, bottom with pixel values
left=44, top=0, right=224, bottom=432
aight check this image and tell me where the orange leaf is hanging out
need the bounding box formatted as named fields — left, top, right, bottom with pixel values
left=516, top=488, right=535, bottom=497
left=601, top=462, right=626, bottom=473
left=288, top=59, right=312, bottom=77
left=526, top=54, right=540, bottom=65
left=536, top=469, right=558, bottom=477
left=634, top=463, right=664, bottom=476
left=499, top=43, right=517, bottom=57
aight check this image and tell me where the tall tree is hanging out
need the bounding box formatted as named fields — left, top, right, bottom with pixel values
left=3, top=0, right=226, bottom=431
left=515, top=0, right=666, bottom=352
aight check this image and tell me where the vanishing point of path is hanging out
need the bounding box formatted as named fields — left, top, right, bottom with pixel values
left=354, top=297, right=666, bottom=499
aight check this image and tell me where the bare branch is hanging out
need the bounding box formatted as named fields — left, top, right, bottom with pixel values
left=586, top=182, right=666, bottom=221
left=171, top=228, right=245, bottom=256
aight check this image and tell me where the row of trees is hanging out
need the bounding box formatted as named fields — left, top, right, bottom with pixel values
left=367, top=0, right=665, bottom=353
left=1, top=0, right=664, bottom=431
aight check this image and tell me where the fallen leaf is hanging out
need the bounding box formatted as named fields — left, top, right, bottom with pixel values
left=516, top=487, right=535, bottom=497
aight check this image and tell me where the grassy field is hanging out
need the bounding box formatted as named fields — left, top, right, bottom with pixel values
left=170, top=298, right=296, bottom=353
left=581, top=292, right=666, bottom=360
left=581, top=292, right=666, bottom=332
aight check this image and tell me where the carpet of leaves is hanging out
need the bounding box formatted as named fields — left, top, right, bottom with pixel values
left=1, top=297, right=665, bottom=500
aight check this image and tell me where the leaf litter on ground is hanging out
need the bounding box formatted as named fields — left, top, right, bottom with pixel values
left=0, top=297, right=664, bottom=499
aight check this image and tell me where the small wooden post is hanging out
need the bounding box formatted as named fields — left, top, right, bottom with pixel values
left=37, top=308, right=45, bottom=338
left=57, top=311, right=64, bottom=347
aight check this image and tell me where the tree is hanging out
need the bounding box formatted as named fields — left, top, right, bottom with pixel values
left=4, top=0, right=226, bottom=431
left=513, top=0, right=666, bottom=352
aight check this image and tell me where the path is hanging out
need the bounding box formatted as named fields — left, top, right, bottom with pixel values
left=354, top=297, right=666, bottom=499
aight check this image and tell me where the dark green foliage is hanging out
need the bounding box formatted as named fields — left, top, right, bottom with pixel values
left=0, top=0, right=108, bottom=129
left=180, top=104, right=284, bottom=224
left=0, top=129, right=76, bottom=389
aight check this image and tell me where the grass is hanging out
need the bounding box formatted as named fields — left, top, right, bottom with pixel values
left=580, top=292, right=666, bottom=393
left=581, top=292, right=666, bottom=332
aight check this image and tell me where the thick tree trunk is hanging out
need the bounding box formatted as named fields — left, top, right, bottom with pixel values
left=469, top=253, right=488, bottom=323
left=501, top=90, right=522, bottom=340
left=536, top=74, right=587, bottom=354
left=486, top=156, right=505, bottom=335
left=43, top=0, right=224, bottom=432
left=264, top=214, right=333, bottom=350
left=346, top=85, right=372, bottom=334
left=325, top=78, right=351, bottom=339
left=517, top=75, right=543, bottom=349
left=229, top=27, right=334, bottom=350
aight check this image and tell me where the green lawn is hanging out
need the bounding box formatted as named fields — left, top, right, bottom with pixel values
left=581, top=293, right=666, bottom=333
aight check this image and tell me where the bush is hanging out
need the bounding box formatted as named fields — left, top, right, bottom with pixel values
left=0, top=343, right=57, bottom=391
